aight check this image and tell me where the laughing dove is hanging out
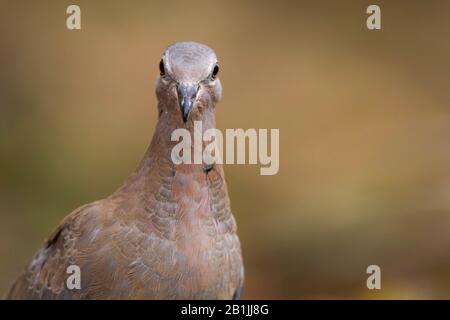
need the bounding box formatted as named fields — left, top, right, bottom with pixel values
left=7, top=42, right=244, bottom=300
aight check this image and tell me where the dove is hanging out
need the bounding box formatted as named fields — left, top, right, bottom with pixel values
left=6, top=42, right=244, bottom=300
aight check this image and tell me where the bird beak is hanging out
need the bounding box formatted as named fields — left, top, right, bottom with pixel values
left=177, top=83, right=199, bottom=123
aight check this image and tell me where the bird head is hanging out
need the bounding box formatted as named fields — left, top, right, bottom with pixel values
left=156, top=42, right=222, bottom=125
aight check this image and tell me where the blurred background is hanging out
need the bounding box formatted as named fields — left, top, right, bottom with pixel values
left=1, top=0, right=450, bottom=299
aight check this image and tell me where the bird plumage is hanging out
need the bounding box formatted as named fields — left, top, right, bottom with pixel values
left=7, top=42, right=244, bottom=300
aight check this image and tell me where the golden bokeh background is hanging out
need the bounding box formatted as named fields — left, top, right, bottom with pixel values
left=1, top=0, right=450, bottom=299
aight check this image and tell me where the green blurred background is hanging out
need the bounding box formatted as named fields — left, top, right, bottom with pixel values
left=1, top=0, right=450, bottom=299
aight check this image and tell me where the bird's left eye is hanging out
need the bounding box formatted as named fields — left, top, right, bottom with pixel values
left=211, top=64, right=219, bottom=79
left=159, top=59, right=165, bottom=76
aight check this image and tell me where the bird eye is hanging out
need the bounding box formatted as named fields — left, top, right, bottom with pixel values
left=159, top=59, right=165, bottom=76
left=211, top=64, right=219, bottom=79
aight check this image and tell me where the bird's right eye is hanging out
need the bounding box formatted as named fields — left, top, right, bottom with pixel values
left=159, top=59, right=165, bottom=76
